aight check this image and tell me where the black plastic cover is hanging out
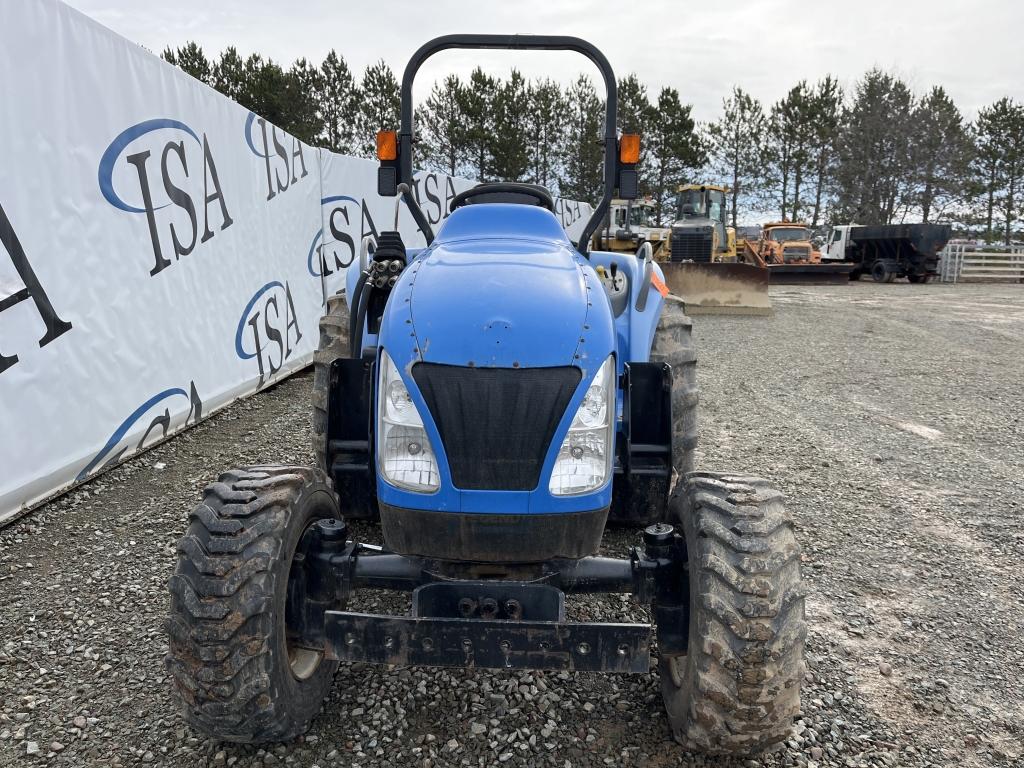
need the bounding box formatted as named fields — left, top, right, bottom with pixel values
left=412, top=363, right=580, bottom=491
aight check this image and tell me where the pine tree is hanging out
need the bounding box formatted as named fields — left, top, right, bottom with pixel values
left=974, top=101, right=1008, bottom=241
left=524, top=78, right=567, bottom=191
left=162, top=42, right=211, bottom=85
left=491, top=70, right=531, bottom=181
left=985, top=99, right=1024, bottom=244
left=645, top=88, right=703, bottom=224
left=704, top=87, right=767, bottom=228
left=560, top=75, right=604, bottom=203
left=766, top=82, right=816, bottom=221
left=211, top=47, right=245, bottom=101
left=238, top=53, right=288, bottom=125
left=357, top=60, right=401, bottom=158
left=286, top=58, right=324, bottom=144
left=319, top=50, right=360, bottom=154
left=808, top=76, right=843, bottom=226
left=459, top=68, right=498, bottom=181
left=910, top=86, right=971, bottom=223
left=834, top=69, right=915, bottom=224
left=417, top=75, right=466, bottom=176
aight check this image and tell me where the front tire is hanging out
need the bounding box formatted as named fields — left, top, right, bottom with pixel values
left=660, top=472, right=806, bottom=755
left=165, top=466, right=341, bottom=743
left=312, top=293, right=350, bottom=477
left=651, top=295, right=699, bottom=478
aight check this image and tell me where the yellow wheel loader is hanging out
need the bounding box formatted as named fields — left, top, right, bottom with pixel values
left=661, top=184, right=771, bottom=315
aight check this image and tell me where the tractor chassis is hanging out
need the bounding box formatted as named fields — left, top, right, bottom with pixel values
left=288, top=519, right=689, bottom=675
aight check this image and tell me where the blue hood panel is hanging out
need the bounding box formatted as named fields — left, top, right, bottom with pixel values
left=393, top=205, right=604, bottom=368
left=375, top=204, right=619, bottom=515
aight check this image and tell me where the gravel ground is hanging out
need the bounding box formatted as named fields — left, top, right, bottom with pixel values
left=2, top=282, right=1023, bottom=768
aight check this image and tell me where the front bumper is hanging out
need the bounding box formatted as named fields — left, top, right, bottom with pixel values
left=325, top=611, right=650, bottom=673
left=380, top=503, right=609, bottom=562
left=296, top=520, right=689, bottom=676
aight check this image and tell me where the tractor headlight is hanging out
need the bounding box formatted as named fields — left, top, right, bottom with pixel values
left=377, top=351, right=439, bottom=492
left=549, top=356, right=615, bottom=496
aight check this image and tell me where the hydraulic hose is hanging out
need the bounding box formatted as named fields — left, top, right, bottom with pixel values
left=349, top=269, right=371, bottom=355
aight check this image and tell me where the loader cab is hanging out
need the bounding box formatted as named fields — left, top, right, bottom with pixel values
left=671, top=185, right=729, bottom=262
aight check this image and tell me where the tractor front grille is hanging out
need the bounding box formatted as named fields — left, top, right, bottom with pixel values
left=412, top=364, right=581, bottom=491
left=670, top=230, right=713, bottom=262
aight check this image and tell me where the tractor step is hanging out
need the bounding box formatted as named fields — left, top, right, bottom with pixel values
left=324, top=611, right=651, bottom=673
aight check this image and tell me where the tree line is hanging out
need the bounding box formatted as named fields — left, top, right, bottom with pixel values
left=707, top=71, right=1024, bottom=243
left=164, top=43, right=1023, bottom=243
left=161, top=43, right=704, bottom=222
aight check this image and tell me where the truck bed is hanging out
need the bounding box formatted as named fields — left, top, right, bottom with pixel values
left=849, top=224, right=952, bottom=255
left=840, top=223, right=952, bottom=279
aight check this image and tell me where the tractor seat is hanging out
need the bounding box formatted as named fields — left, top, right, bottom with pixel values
left=449, top=182, right=555, bottom=213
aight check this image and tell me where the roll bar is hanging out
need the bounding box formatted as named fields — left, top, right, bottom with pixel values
left=378, top=34, right=638, bottom=254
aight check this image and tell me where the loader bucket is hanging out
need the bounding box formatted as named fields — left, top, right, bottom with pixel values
left=660, top=262, right=772, bottom=316
left=768, top=263, right=853, bottom=285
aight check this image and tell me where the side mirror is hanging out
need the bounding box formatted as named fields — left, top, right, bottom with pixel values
left=618, top=169, right=638, bottom=200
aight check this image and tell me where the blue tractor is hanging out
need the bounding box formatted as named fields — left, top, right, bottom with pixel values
left=166, top=35, right=805, bottom=756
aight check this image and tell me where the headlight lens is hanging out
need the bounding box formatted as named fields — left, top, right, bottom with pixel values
left=549, top=356, right=615, bottom=496
left=377, top=351, right=439, bottom=492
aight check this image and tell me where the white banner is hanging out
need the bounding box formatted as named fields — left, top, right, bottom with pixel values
left=0, top=0, right=593, bottom=523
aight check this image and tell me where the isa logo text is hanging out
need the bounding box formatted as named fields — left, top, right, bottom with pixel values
left=98, top=118, right=234, bottom=277
left=236, top=281, right=302, bottom=387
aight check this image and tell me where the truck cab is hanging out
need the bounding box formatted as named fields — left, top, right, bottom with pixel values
left=757, top=222, right=821, bottom=264
left=596, top=197, right=668, bottom=256
left=822, top=225, right=853, bottom=262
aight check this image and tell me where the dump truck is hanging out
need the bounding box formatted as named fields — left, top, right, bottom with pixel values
left=164, top=35, right=805, bottom=756
left=594, top=197, right=669, bottom=256
left=662, top=184, right=771, bottom=315
left=740, top=221, right=852, bottom=284
left=821, top=223, right=952, bottom=282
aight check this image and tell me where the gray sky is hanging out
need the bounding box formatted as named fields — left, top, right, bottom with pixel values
left=66, top=0, right=1023, bottom=121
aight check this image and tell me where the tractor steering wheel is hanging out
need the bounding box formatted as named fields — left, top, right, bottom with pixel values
left=449, top=182, right=556, bottom=213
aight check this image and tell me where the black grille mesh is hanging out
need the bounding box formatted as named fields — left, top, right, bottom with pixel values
left=412, top=364, right=581, bottom=491
left=670, top=231, right=713, bottom=262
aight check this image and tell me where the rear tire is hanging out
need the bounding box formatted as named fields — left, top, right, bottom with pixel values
left=659, top=472, right=806, bottom=755
left=312, top=293, right=350, bottom=477
left=870, top=261, right=890, bottom=283
left=650, top=295, right=698, bottom=478
left=165, top=466, right=341, bottom=743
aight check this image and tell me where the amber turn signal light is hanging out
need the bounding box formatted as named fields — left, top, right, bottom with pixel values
left=619, top=133, right=640, bottom=164
left=376, top=130, right=398, bottom=161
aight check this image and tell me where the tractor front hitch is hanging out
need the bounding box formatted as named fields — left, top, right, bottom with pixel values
left=291, top=518, right=689, bottom=674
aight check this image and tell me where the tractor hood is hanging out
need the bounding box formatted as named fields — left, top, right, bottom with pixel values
left=381, top=205, right=613, bottom=370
